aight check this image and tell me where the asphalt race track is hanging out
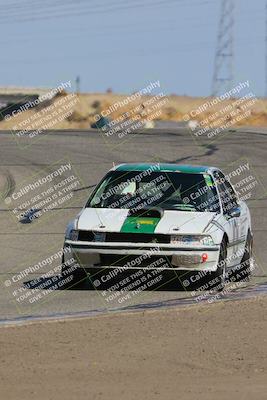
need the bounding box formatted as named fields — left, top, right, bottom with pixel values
left=0, top=127, right=267, bottom=323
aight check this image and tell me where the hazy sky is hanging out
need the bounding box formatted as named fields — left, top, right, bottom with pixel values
left=0, top=0, right=265, bottom=96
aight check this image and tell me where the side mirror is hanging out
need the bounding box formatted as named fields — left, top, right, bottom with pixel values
left=228, top=206, right=241, bottom=218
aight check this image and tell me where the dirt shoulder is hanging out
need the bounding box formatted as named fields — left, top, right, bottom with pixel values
left=0, top=297, right=267, bottom=400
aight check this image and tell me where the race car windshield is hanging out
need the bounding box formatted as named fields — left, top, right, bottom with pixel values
left=87, top=170, right=220, bottom=212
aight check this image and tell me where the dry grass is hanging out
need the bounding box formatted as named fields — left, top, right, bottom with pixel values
left=1, top=91, right=267, bottom=130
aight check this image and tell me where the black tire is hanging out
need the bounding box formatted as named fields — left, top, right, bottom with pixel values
left=61, top=254, right=87, bottom=286
left=231, top=232, right=253, bottom=283
left=210, top=239, right=227, bottom=291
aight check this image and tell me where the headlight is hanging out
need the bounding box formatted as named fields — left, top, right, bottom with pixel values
left=69, top=229, right=79, bottom=241
left=171, top=235, right=214, bottom=246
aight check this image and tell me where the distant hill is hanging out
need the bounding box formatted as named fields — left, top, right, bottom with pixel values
left=0, top=88, right=267, bottom=131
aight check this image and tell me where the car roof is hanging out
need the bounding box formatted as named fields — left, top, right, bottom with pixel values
left=113, top=163, right=218, bottom=174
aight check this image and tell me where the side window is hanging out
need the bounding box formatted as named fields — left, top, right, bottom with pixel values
left=214, top=171, right=237, bottom=214
left=223, top=179, right=238, bottom=205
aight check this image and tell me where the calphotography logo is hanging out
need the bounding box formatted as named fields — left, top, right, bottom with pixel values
left=93, top=80, right=170, bottom=147
left=4, top=158, right=85, bottom=231
left=185, top=81, right=258, bottom=144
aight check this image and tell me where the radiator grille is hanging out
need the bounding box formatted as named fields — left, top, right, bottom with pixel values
left=78, top=230, right=170, bottom=244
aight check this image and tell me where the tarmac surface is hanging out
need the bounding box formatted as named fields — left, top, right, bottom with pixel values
left=0, top=127, right=267, bottom=323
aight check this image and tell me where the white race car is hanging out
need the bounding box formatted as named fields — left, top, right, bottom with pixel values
left=62, top=163, right=253, bottom=290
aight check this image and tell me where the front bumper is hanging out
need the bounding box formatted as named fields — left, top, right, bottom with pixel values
left=64, top=240, right=220, bottom=272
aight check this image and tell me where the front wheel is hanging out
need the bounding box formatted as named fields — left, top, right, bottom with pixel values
left=231, top=232, right=253, bottom=283
left=210, top=239, right=227, bottom=291
left=61, top=253, right=87, bottom=286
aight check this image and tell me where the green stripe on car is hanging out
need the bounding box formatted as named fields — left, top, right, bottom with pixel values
left=120, top=217, right=160, bottom=233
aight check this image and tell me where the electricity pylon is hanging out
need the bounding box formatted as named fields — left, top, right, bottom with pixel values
left=212, top=0, right=235, bottom=96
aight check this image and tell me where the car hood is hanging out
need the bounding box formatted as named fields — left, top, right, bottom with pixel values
left=77, top=208, right=215, bottom=235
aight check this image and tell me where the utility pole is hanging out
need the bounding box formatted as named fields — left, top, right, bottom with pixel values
left=212, top=0, right=235, bottom=96
left=75, top=75, right=80, bottom=94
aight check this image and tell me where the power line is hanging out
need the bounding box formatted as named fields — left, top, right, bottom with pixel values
left=0, top=0, right=129, bottom=14
left=0, top=0, right=215, bottom=24
left=0, top=14, right=217, bottom=44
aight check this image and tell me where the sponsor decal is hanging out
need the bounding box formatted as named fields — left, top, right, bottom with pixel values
left=121, top=217, right=160, bottom=234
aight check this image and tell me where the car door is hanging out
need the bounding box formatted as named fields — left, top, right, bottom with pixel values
left=213, top=171, right=239, bottom=266
left=222, top=177, right=248, bottom=260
